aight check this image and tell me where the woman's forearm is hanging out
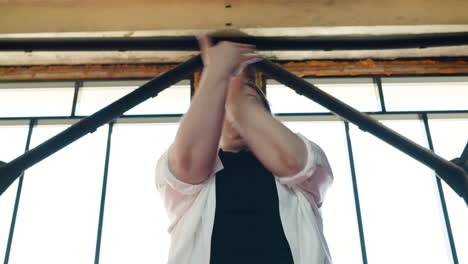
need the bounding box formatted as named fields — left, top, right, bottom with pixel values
left=169, top=68, right=229, bottom=183
left=230, top=101, right=307, bottom=177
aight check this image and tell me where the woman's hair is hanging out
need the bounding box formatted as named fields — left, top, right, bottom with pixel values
left=245, top=66, right=271, bottom=113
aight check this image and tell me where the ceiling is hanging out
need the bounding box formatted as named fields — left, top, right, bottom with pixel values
left=1, top=0, right=468, bottom=65
left=1, top=0, right=468, bottom=33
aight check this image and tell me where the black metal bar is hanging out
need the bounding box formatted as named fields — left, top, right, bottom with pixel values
left=421, top=114, right=459, bottom=264
left=461, top=142, right=468, bottom=162
left=373, top=77, right=387, bottom=112
left=253, top=59, right=468, bottom=204
left=1, top=32, right=468, bottom=51
left=4, top=119, right=35, bottom=264
left=0, top=55, right=202, bottom=196
left=71, top=80, right=82, bottom=117
left=344, top=121, right=368, bottom=264
left=94, top=122, right=114, bottom=264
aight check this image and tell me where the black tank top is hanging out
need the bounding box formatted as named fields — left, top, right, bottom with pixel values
left=209, top=148, right=295, bottom=264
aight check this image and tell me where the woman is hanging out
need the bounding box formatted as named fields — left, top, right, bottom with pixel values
left=155, top=34, right=334, bottom=264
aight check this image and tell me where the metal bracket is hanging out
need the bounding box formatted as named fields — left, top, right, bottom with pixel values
left=454, top=142, right=468, bottom=206
left=438, top=142, right=468, bottom=206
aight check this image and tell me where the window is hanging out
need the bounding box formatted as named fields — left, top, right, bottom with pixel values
left=267, top=77, right=380, bottom=114
left=428, top=115, right=468, bottom=264
left=0, top=75, right=466, bottom=263
left=76, top=80, right=190, bottom=116
left=98, top=122, right=175, bottom=263
left=350, top=117, right=450, bottom=263
left=382, top=76, right=468, bottom=111
left=7, top=121, right=107, bottom=263
left=0, top=82, right=74, bottom=117
left=0, top=121, right=29, bottom=262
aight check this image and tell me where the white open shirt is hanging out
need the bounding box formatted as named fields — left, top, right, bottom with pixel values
left=155, top=132, right=334, bottom=264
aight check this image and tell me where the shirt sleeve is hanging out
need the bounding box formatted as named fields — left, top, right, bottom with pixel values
left=154, top=144, right=223, bottom=232
left=273, top=132, right=333, bottom=208
left=155, top=145, right=208, bottom=195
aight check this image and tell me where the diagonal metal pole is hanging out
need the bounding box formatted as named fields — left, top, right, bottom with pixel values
left=252, top=59, right=468, bottom=205
left=1, top=54, right=467, bottom=205
left=0, top=55, right=202, bottom=196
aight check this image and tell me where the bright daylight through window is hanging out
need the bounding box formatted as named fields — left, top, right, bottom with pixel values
left=0, top=75, right=467, bottom=264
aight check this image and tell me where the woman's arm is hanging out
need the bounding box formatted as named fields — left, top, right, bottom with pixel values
left=169, top=69, right=228, bottom=184
left=226, top=73, right=307, bottom=177
left=169, top=35, right=261, bottom=184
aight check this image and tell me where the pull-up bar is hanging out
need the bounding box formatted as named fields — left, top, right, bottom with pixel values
left=1, top=32, right=468, bottom=51
left=0, top=55, right=467, bottom=205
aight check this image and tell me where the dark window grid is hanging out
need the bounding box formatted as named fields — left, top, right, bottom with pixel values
left=70, top=80, right=83, bottom=117
left=4, top=111, right=468, bottom=122
left=421, top=113, right=459, bottom=264
left=373, top=76, right=387, bottom=112
left=94, top=122, right=114, bottom=264
left=0, top=78, right=191, bottom=119
left=3, top=111, right=468, bottom=123
left=2, top=113, right=465, bottom=264
left=344, top=121, right=368, bottom=264
left=3, top=119, right=36, bottom=264
left=77, top=79, right=191, bottom=117
left=1, top=74, right=467, bottom=263
left=266, top=75, right=468, bottom=115
left=1, top=74, right=468, bottom=119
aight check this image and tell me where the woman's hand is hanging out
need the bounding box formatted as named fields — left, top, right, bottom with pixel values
left=197, top=34, right=263, bottom=79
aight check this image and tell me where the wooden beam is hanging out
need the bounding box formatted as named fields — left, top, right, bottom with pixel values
left=1, top=59, right=468, bottom=81
left=1, top=0, right=468, bottom=34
